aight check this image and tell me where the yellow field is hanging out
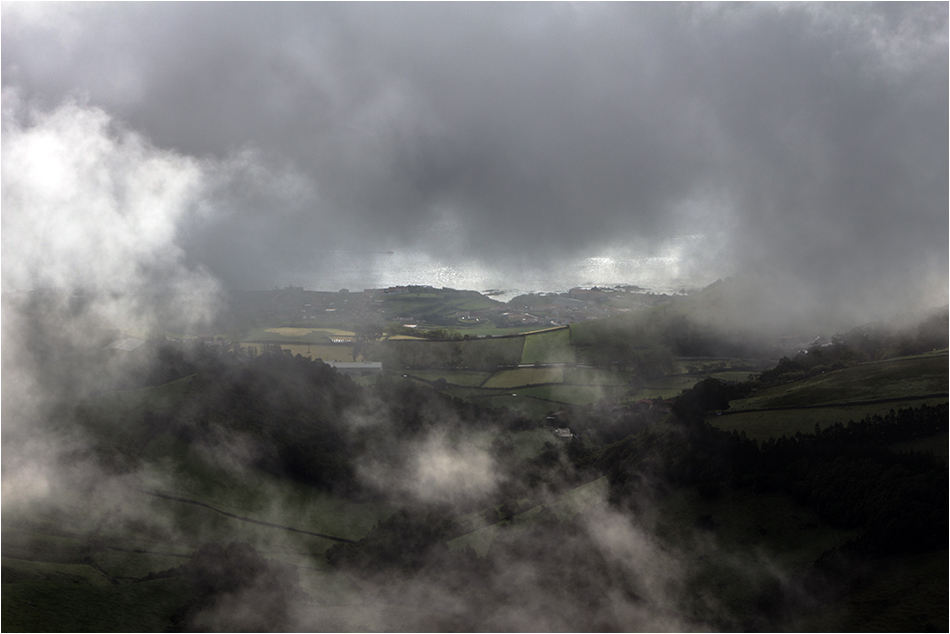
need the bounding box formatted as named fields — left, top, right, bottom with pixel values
left=264, top=327, right=354, bottom=337
left=482, top=367, right=564, bottom=388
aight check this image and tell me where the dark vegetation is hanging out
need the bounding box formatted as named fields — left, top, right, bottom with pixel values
left=78, top=343, right=531, bottom=497
left=594, top=401, right=948, bottom=555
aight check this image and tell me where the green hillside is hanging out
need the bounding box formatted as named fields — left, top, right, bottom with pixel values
left=732, top=350, right=947, bottom=411
left=707, top=350, right=948, bottom=442
left=519, top=326, right=574, bottom=364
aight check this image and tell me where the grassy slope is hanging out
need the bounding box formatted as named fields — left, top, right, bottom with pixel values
left=707, top=350, right=949, bottom=442
left=53, top=380, right=395, bottom=557
left=731, top=351, right=948, bottom=411
left=519, top=327, right=574, bottom=364
left=2, top=577, right=195, bottom=632
left=383, top=336, right=525, bottom=370
left=710, top=397, right=949, bottom=442
left=404, top=370, right=494, bottom=386
left=482, top=367, right=564, bottom=388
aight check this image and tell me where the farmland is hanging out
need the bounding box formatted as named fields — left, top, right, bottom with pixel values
left=243, top=326, right=355, bottom=343
left=386, top=324, right=780, bottom=415
left=729, top=350, right=948, bottom=411
left=381, top=336, right=525, bottom=370
left=707, top=350, right=949, bottom=442
left=519, top=326, right=574, bottom=364
left=6, top=284, right=947, bottom=632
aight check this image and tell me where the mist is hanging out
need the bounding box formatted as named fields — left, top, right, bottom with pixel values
left=2, top=3, right=947, bottom=632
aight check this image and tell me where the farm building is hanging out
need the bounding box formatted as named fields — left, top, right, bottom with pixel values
left=553, top=427, right=573, bottom=439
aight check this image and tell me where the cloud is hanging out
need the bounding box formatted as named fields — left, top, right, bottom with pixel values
left=356, top=429, right=500, bottom=505
left=2, top=3, right=946, bottom=317
left=0, top=95, right=224, bottom=530
left=1, top=91, right=221, bottom=330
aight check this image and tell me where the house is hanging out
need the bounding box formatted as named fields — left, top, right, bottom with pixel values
left=553, top=427, right=573, bottom=439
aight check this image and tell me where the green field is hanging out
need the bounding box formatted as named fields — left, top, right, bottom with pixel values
left=65, top=381, right=396, bottom=557
left=731, top=351, right=948, bottom=411
left=383, top=336, right=524, bottom=370
left=2, top=576, right=197, bottom=632
left=477, top=393, right=563, bottom=419
left=703, top=351, right=949, bottom=442
left=514, top=384, right=626, bottom=406
left=562, top=367, right=632, bottom=386
left=482, top=367, right=564, bottom=388
left=709, top=397, right=949, bottom=442
left=519, top=327, right=574, bottom=364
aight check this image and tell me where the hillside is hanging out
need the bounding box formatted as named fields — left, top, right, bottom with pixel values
left=707, top=350, right=948, bottom=442
left=3, top=302, right=947, bottom=632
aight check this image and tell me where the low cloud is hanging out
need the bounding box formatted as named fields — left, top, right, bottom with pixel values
left=357, top=430, right=499, bottom=505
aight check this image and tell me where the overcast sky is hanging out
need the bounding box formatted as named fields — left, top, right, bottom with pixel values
left=2, top=3, right=947, bottom=320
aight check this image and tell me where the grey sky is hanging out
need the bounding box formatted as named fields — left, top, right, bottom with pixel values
left=2, top=2, right=947, bottom=321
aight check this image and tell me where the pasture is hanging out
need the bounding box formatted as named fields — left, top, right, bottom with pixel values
left=519, top=327, right=574, bottom=364
left=405, top=370, right=494, bottom=386
left=482, top=367, right=564, bottom=388
left=706, top=351, right=948, bottom=442
left=67, top=381, right=395, bottom=556
left=382, top=336, right=524, bottom=370
left=1, top=576, right=195, bottom=632
left=562, top=367, right=632, bottom=386
left=708, top=397, right=949, bottom=442
left=731, top=351, right=948, bottom=411
left=514, top=384, right=624, bottom=406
